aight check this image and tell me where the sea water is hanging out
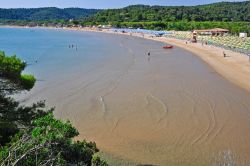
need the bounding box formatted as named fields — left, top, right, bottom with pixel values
left=1, top=27, right=250, bottom=165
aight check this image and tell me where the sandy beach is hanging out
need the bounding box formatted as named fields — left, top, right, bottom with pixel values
left=152, top=36, right=250, bottom=93
left=2, top=26, right=250, bottom=165
left=84, top=27, right=250, bottom=95
left=93, top=28, right=250, bottom=93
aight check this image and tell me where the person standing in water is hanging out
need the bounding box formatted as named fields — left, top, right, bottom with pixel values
left=147, top=51, right=151, bottom=62
left=223, top=51, right=226, bottom=57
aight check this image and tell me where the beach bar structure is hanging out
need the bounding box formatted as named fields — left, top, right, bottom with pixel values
left=192, top=28, right=229, bottom=43
left=194, top=28, right=229, bottom=36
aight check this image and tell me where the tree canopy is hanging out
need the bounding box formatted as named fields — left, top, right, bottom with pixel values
left=0, top=8, right=100, bottom=20
left=0, top=113, right=108, bottom=166
left=87, top=1, right=250, bottom=22
left=0, top=51, right=35, bottom=90
left=83, top=1, right=250, bottom=35
left=0, top=1, right=249, bottom=35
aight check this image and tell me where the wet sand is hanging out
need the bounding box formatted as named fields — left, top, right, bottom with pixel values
left=153, top=37, right=250, bottom=93
left=15, top=30, right=250, bottom=165
left=94, top=28, right=250, bottom=93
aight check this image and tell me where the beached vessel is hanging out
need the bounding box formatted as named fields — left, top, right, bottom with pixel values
left=163, top=45, right=173, bottom=49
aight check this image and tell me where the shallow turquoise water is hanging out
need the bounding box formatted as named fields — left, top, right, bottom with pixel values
left=0, top=27, right=120, bottom=80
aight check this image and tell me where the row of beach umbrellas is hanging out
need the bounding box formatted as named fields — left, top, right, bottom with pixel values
left=110, top=28, right=173, bottom=36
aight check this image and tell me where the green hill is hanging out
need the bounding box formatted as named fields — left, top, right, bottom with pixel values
left=87, top=1, right=250, bottom=22
left=83, top=1, right=250, bottom=35
left=0, top=2, right=249, bottom=34
left=0, top=7, right=100, bottom=20
left=1, top=1, right=250, bottom=22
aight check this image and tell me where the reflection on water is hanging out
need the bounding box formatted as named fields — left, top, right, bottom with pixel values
left=1, top=28, right=250, bottom=165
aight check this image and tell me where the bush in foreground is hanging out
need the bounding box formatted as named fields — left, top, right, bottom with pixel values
left=20, top=74, right=36, bottom=90
left=0, top=51, right=26, bottom=78
left=0, top=113, right=106, bottom=166
left=92, top=154, right=109, bottom=166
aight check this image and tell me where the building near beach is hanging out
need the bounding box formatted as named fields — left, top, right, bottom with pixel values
left=239, top=32, right=248, bottom=38
left=191, top=28, right=229, bottom=43
left=194, top=28, right=229, bottom=36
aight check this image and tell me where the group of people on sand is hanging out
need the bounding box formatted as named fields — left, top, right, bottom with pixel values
left=184, top=40, right=230, bottom=59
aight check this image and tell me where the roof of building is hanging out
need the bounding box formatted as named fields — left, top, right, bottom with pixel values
left=194, top=28, right=229, bottom=33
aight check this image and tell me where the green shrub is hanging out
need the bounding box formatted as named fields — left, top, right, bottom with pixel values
left=0, top=52, right=26, bottom=78
left=20, top=74, right=36, bottom=90
left=0, top=113, right=104, bottom=166
left=91, top=154, right=109, bottom=166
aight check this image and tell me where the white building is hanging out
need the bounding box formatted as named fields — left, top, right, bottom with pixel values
left=239, top=32, right=247, bottom=38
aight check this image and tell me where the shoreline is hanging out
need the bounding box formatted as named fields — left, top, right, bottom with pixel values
left=99, top=28, right=250, bottom=93
left=3, top=25, right=250, bottom=165
left=2, top=25, right=250, bottom=92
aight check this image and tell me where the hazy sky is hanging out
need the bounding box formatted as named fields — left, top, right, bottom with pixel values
left=0, top=0, right=244, bottom=9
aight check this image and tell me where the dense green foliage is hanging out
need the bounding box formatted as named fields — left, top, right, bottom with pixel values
left=0, top=19, right=70, bottom=27
left=1, top=2, right=249, bottom=23
left=88, top=2, right=250, bottom=22
left=0, top=1, right=249, bottom=35
left=91, top=154, right=109, bottom=166
left=0, top=97, right=50, bottom=145
left=84, top=1, right=250, bottom=35
left=0, top=51, right=35, bottom=90
left=20, top=74, right=36, bottom=89
left=0, top=51, right=46, bottom=145
left=0, top=51, right=107, bottom=165
left=0, top=113, right=106, bottom=166
left=0, top=7, right=100, bottom=20
left=0, top=51, right=25, bottom=78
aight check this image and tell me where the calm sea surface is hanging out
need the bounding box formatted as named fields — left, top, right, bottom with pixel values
left=1, top=27, right=250, bottom=165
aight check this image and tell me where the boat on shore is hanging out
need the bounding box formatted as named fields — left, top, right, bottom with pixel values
left=163, top=45, right=173, bottom=49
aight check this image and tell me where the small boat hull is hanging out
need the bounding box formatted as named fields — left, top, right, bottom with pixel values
left=163, top=45, right=173, bottom=49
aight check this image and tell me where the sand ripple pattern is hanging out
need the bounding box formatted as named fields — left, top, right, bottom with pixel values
left=20, top=32, right=250, bottom=166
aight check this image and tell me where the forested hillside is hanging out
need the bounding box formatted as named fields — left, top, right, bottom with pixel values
left=1, top=1, right=249, bottom=22
left=83, top=1, right=250, bottom=35
left=0, top=7, right=100, bottom=20
left=0, top=1, right=249, bottom=34
left=87, top=1, right=250, bottom=22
